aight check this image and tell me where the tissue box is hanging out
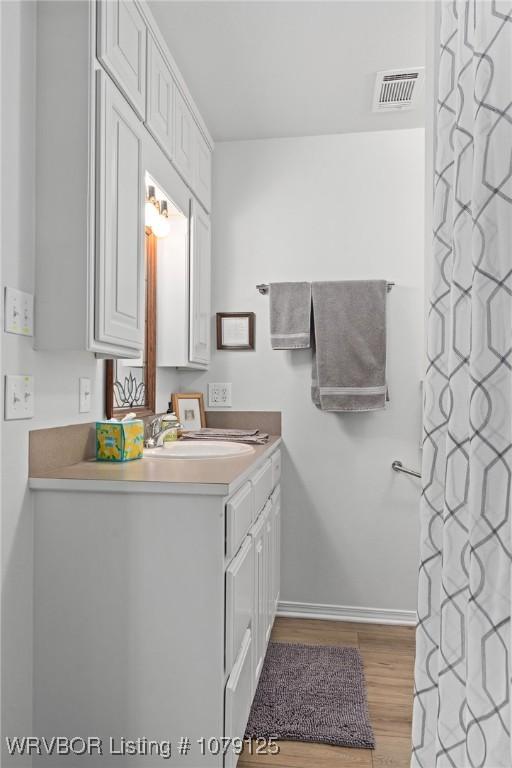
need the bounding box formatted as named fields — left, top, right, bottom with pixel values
left=96, top=420, right=144, bottom=462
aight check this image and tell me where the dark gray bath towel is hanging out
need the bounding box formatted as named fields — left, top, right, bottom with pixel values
left=311, top=280, right=387, bottom=412
left=269, top=282, right=312, bottom=349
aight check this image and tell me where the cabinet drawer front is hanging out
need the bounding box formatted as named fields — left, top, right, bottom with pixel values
left=225, top=628, right=252, bottom=768
left=97, top=0, right=147, bottom=119
left=226, top=482, right=253, bottom=560
left=271, top=450, right=282, bottom=489
left=146, top=34, right=174, bottom=158
left=252, top=459, right=272, bottom=518
left=225, top=536, right=253, bottom=673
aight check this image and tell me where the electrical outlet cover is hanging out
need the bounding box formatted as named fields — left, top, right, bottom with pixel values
left=208, top=382, right=232, bottom=407
left=5, top=375, right=34, bottom=420
left=4, top=287, right=34, bottom=336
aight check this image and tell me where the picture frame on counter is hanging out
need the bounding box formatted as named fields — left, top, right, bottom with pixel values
left=171, top=392, right=206, bottom=431
left=216, top=312, right=255, bottom=350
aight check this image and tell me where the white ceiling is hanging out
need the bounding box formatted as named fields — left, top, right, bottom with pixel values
left=149, top=1, right=427, bottom=143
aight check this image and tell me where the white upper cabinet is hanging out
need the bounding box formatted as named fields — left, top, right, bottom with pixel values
left=97, top=0, right=147, bottom=119
left=194, top=126, right=213, bottom=213
left=174, top=87, right=196, bottom=186
left=35, top=1, right=212, bottom=357
left=146, top=34, right=174, bottom=158
left=189, top=198, right=211, bottom=366
left=95, top=72, right=145, bottom=350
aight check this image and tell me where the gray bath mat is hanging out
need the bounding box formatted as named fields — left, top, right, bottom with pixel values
left=245, top=642, right=375, bottom=749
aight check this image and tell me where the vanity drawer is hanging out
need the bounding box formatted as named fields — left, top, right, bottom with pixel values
left=252, top=459, right=272, bottom=519
left=224, top=628, right=253, bottom=768
left=226, top=482, right=253, bottom=560
left=271, top=450, right=281, bottom=489
left=225, top=536, right=253, bottom=673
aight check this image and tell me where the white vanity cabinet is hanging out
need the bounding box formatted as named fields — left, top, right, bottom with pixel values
left=31, top=440, right=282, bottom=768
left=97, top=0, right=147, bottom=119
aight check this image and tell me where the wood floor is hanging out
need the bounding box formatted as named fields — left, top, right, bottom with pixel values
left=239, top=617, right=415, bottom=768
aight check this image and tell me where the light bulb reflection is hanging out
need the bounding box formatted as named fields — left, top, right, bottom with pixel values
left=145, top=200, right=159, bottom=228
left=152, top=213, right=171, bottom=238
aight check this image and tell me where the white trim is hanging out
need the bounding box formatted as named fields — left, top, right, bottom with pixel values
left=277, top=600, right=417, bottom=626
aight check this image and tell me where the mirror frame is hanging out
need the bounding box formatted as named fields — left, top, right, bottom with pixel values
left=105, top=230, right=157, bottom=419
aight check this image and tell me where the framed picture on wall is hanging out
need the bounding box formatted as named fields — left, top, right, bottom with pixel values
left=171, top=392, right=206, bottom=431
left=216, top=312, right=255, bottom=350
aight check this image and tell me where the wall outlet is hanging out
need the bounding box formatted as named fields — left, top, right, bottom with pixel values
left=4, top=287, right=34, bottom=336
left=79, top=377, right=92, bottom=413
left=5, top=375, right=34, bottom=420
left=208, top=382, right=232, bottom=407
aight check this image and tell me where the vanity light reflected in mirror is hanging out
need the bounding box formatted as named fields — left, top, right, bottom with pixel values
left=145, top=185, right=159, bottom=229
left=145, top=185, right=172, bottom=239
left=152, top=200, right=171, bottom=238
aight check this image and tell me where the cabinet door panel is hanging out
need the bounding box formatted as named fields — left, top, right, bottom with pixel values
left=225, top=537, right=253, bottom=673
left=146, top=35, right=174, bottom=158
left=97, top=0, right=146, bottom=119
left=174, top=88, right=195, bottom=184
left=189, top=199, right=211, bottom=366
left=271, top=486, right=281, bottom=615
left=194, top=128, right=212, bottom=212
left=250, top=502, right=271, bottom=689
left=224, top=629, right=253, bottom=768
left=264, top=506, right=273, bottom=644
left=96, top=72, right=145, bottom=350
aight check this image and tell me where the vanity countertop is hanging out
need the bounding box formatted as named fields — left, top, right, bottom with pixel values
left=29, top=436, right=282, bottom=496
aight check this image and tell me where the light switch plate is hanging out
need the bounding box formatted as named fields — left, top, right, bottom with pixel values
left=208, top=382, right=232, bottom=407
left=79, top=377, right=92, bottom=413
left=4, top=287, right=34, bottom=336
left=5, top=375, right=34, bottom=420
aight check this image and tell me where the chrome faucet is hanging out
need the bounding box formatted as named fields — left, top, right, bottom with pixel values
left=144, top=416, right=164, bottom=448
left=144, top=416, right=179, bottom=448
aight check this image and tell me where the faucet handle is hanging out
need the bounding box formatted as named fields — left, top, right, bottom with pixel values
left=145, top=416, right=161, bottom=442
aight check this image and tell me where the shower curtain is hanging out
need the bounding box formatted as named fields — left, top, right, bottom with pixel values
left=411, top=2, right=512, bottom=767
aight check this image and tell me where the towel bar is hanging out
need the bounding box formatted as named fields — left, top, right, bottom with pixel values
left=392, top=460, right=421, bottom=479
left=256, top=282, right=395, bottom=294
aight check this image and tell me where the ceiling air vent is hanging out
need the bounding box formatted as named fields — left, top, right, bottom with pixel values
left=372, top=67, right=424, bottom=112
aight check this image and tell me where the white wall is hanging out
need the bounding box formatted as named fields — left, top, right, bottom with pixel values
left=183, top=129, right=424, bottom=613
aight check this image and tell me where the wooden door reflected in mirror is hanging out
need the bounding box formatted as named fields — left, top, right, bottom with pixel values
left=105, top=231, right=156, bottom=419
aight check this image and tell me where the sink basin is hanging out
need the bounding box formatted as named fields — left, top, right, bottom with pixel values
left=144, top=440, right=255, bottom=459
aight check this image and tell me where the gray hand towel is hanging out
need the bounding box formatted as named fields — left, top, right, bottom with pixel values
left=311, top=280, right=387, bottom=412
left=269, top=282, right=312, bottom=349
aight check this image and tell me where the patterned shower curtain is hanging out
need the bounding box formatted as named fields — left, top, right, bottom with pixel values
left=411, top=2, right=512, bottom=767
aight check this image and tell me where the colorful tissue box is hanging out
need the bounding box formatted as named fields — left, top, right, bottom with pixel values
left=96, top=420, right=144, bottom=462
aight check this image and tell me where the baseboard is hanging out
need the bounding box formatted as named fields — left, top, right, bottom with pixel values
left=277, top=600, right=417, bottom=626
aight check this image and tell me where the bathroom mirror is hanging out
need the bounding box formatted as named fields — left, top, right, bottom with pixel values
left=105, top=229, right=157, bottom=419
